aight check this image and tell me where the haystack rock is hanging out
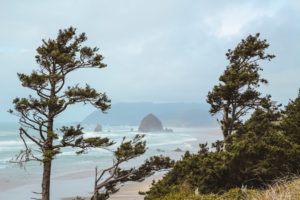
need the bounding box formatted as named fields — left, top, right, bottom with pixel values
left=138, top=114, right=163, bottom=132
left=94, top=124, right=102, bottom=132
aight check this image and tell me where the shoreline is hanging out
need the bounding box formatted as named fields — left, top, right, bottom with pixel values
left=0, top=127, right=222, bottom=199
left=61, top=172, right=164, bottom=200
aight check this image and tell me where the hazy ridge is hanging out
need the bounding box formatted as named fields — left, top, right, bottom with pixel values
left=82, top=102, right=217, bottom=127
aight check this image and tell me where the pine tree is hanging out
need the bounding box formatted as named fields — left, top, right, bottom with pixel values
left=281, top=89, right=300, bottom=143
left=207, top=33, right=275, bottom=139
left=10, top=27, right=114, bottom=200
left=92, top=135, right=174, bottom=200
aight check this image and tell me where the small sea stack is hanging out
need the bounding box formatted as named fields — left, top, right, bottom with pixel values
left=94, top=124, right=102, bottom=132
left=164, top=128, right=173, bottom=133
left=174, top=148, right=183, bottom=152
left=138, top=113, right=163, bottom=132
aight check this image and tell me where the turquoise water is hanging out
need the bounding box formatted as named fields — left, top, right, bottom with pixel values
left=0, top=123, right=222, bottom=199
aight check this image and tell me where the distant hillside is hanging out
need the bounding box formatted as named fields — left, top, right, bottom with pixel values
left=82, top=102, right=217, bottom=127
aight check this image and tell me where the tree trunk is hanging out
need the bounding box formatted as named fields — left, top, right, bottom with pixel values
left=93, top=191, right=98, bottom=200
left=42, top=160, right=52, bottom=200
left=94, top=167, right=98, bottom=200
left=222, top=106, right=229, bottom=139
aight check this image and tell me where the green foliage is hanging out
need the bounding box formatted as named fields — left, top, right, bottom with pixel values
left=219, top=188, right=259, bottom=200
left=83, top=137, right=113, bottom=148
left=43, top=149, right=61, bottom=162
left=207, top=33, right=275, bottom=138
left=146, top=35, right=299, bottom=200
left=150, top=183, right=200, bottom=200
left=146, top=97, right=300, bottom=199
left=225, top=114, right=300, bottom=188
left=10, top=27, right=113, bottom=164
left=281, top=89, right=300, bottom=144
left=148, top=183, right=259, bottom=200
left=10, top=27, right=113, bottom=199
left=114, top=135, right=146, bottom=160
left=92, top=134, right=174, bottom=200
left=47, top=131, right=58, bottom=139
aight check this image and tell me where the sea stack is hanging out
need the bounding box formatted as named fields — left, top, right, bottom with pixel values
left=138, top=114, right=163, bottom=132
left=94, top=124, right=102, bottom=132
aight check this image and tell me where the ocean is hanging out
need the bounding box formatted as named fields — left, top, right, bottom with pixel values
left=0, top=123, right=222, bottom=199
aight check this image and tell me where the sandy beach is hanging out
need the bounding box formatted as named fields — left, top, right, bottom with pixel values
left=61, top=173, right=164, bottom=200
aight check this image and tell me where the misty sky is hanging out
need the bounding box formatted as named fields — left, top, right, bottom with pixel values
left=1, top=0, right=300, bottom=122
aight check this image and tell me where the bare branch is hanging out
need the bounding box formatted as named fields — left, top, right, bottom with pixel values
left=20, top=128, right=43, bottom=148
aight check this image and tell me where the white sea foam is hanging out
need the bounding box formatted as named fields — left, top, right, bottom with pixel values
left=83, top=131, right=121, bottom=138
left=0, top=140, right=23, bottom=146
left=0, top=147, right=13, bottom=151
left=59, top=151, right=76, bottom=156
left=0, top=165, right=7, bottom=169
left=0, top=157, right=11, bottom=162
left=148, top=137, right=197, bottom=147
left=184, top=143, right=193, bottom=148
left=0, top=157, right=12, bottom=169
left=0, top=131, right=18, bottom=137
left=0, top=126, right=222, bottom=188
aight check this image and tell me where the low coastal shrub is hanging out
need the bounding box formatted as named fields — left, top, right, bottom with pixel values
left=151, top=178, right=300, bottom=200
left=150, top=184, right=259, bottom=200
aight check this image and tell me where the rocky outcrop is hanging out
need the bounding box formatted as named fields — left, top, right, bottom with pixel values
left=164, top=128, right=173, bottom=133
left=174, top=148, right=183, bottom=152
left=94, top=124, right=102, bottom=132
left=156, top=148, right=165, bottom=152
left=138, top=114, right=163, bottom=132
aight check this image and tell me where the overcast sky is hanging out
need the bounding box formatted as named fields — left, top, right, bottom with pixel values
left=1, top=0, right=300, bottom=122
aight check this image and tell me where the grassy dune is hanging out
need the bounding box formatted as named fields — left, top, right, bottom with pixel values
left=254, top=178, right=300, bottom=200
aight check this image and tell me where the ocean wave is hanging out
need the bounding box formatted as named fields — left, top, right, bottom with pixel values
left=59, top=151, right=77, bottom=156
left=0, top=140, right=23, bottom=146
left=0, top=146, right=18, bottom=151
left=148, top=137, right=197, bottom=147
left=183, top=143, right=193, bottom=148
left=57, top=147, right=111, bottom=157
left=0, top=157, right=13, bottom=169
left=83, top=131, right=122, bottom=138
left=0, top=165, right=7, bottom=169
left=0, top=131, right=19, bottom=136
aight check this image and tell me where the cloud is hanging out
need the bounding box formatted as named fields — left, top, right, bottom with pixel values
left=0, top=48, right=31, bottom=54
left=203, top=2, right=283, bottom=38
left=0, top=0, right=299, bottom=122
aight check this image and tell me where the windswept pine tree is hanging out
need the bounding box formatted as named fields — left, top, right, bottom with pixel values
left=10, top=27, right=114, bottom=200
left=145, top=34, right=300, bottom=199
left=92, top=135, right=174, bottom=200
left=207, top=33, right=275, bottom=139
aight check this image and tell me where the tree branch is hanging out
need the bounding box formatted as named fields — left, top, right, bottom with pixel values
left=20, top=127, right=43, bottom=148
